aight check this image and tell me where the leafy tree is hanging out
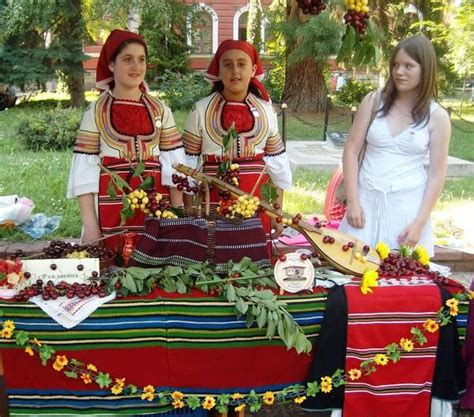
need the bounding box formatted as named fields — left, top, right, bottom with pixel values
left=0, top=0, right=87, bottom=107
left=369, top=0, right=458, bottom=94
left=271, top=0, right=463, bottom=113
left=447, top=1, right=473, bottom=110
left=272, top=0, right=344, bottom=113
left=0, top=31, right=52, bottom=90
left=88, top=0, right=191, bottom=79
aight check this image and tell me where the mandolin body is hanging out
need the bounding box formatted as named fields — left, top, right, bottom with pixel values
left=297, top=227, right=380, bottom=276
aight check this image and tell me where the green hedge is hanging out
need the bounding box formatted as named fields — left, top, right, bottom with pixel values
left=16, top=107, right=82, bottom=151
left=153, top=70, right=211, bottom=111
left=333, top=79, right=377, bottom=107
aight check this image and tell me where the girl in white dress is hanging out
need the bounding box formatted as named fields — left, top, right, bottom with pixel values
left=339, top=35, right=451, bottom=256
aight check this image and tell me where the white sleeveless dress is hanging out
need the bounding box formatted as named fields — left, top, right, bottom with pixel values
left=339, top=102, right=439, bottom=256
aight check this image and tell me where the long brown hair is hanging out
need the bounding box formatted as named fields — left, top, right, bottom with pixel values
left=381, top=35, right=437, bottom=126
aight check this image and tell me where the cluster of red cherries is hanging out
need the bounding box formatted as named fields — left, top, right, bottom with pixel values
left=217, top=163, right=240, bottom=201
left=40, top=240, right=114, bottom=260
left=296, top=0, right=327, bottom=15
left=378, top=252, right=445, bottom=281
left=14, top=278, right=107, bottom=302
left=343, top=6, right=369, bottom=37
left=172, top=174, right=199, bottom=194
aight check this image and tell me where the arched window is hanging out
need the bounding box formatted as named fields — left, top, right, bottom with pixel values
left=238, top=11, right=248, bottom=41
left=233, top=5, right=268, bottom=53
left=187, top=4, right=218, bottom=54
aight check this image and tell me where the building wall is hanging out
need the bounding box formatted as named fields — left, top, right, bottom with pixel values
left=184, top=0, right=273, bottom=70
left=82, top=0, right=273, bottom=87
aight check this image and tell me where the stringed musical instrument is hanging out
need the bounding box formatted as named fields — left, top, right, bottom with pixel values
left=174, top=163, right=380, bottom=276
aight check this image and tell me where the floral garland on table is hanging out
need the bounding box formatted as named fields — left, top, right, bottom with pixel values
left=1, top=289, right=471, bottom=413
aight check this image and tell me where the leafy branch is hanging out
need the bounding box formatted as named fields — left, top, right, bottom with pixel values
left=106, top=257, right=312, bottom=353
left=98, top=160, right=156, bottom=224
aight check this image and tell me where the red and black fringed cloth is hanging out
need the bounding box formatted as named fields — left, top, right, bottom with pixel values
left=344, top=282, right=440, bottom=417
left=128, top=216, right=271, bottom=269
left=303, top=280, right=466, bottom=416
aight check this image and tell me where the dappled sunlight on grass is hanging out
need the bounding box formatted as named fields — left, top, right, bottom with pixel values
left=284, top=186, right=325, bottom=215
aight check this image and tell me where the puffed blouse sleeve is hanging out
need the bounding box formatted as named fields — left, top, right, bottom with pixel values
left=157, top=102, right=186, bottom=187
left=67, top=103, right=101, bottom=198
left=263, top=104, right=292, bottom=190
left=181, top=104, right=202, bottom=172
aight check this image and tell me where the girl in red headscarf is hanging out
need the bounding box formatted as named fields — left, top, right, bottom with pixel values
left=182, top=39, right=292, bottom=242
left=67, top=29, right=186, bottom=251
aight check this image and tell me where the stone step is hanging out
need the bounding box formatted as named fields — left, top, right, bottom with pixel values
left=286, top=140, right=474, bottom=178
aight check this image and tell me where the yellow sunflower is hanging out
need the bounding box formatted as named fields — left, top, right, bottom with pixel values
left=413, top=245, right=430, bottom=266
left=111, top=384, right=124, bottom=395
left=360, top=270, right=379, bottom=295
left=52, top=355, right=68, bottom=372
left=202, top=395, right=216, bottom=410
left=445, top=298, right=458, bottom=308
left=399, top=338, right=414, bottom=352
left=81, top=373, right=92, bottom=384
left=87, top=364, right=98, bottom=372
left=140, top=385, right=155, bottom=401
left=348, top=369, right=362, bottom=381
left=2, top=320, right=15, bottom=331
left=171, top=391, right=184, bottom=401
left=1, top=328, right=13, bottom=339
left=263, top=391, right=275, bottom=405
left=376, top=242, right=390, bottom=260
left=374, top=354, right=389, bottom=366
left=424, top=319, right=439, bottom=333
left=321, top=376, right=333, bottom=393
left=172, top=400, right=185, bottom=409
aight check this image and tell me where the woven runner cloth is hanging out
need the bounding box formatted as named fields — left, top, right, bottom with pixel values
left=129, top=216, right=270, bottom=269
left=343, top=282, right=441, bottom=417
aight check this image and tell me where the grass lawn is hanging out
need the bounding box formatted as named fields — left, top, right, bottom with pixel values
left=0, top=93, right=473, bottom=243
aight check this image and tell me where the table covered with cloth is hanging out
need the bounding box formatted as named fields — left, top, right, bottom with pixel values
left=0, top=288, right=326, bottom=415
left=0, top=283, right=469, bottom=416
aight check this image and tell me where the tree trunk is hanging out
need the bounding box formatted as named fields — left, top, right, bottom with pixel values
left=126, top=6, right=141, bottom=33
left=282, top=57, right=327, bottom=114
left=62, top=0, right=85, bottom=108
left=281, top=0, right=328, bottom=114
left=67, top=75, right=85, bottom=108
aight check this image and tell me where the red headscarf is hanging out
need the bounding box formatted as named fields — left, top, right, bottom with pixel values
left=205, top=39, right=270, bottom=102
left=96, top=29, right=148, bottom=92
